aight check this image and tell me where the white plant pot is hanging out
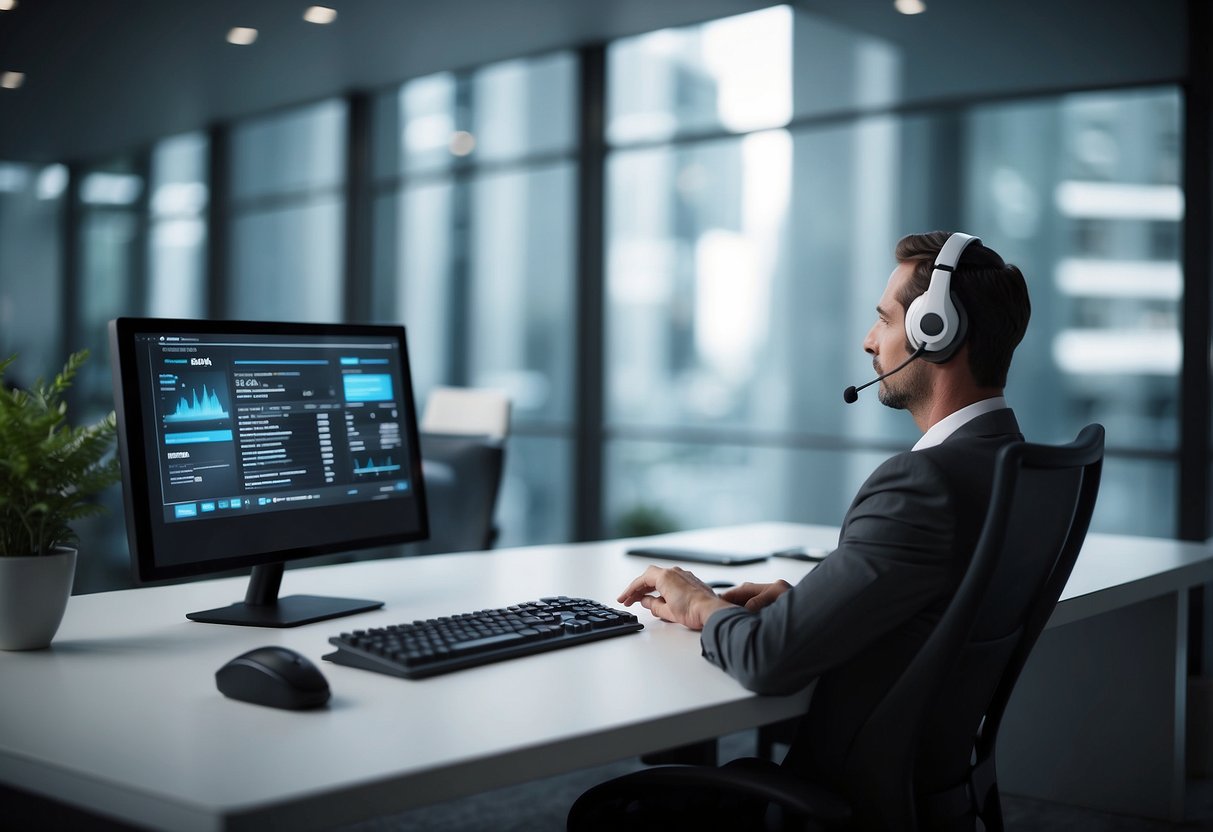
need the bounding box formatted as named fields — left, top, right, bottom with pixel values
left=0, top=547, right=77, bottom=650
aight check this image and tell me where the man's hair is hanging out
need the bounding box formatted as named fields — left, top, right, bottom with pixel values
left=894, top=231, right=1031, bottom=389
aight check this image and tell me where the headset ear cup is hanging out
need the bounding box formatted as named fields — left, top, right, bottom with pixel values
left=922, top=293, right=968, bottom=364
left=904, top=294, right=925, bottom=352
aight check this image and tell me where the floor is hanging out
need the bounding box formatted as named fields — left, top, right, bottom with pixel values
left=5, top=745, right=1211, bottom=830
left=337, top=733, right=1213, bottom=832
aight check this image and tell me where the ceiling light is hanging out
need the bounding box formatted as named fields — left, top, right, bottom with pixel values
left=1, top=71, right=24, bottom=90
left=895, top=0, right=926, bottom=13
left=227, top=27, right=258, bottom=46
left=449, top=131, right=476, bottom=157
left=36, top=164, right=67, bottom=200
left=0, top=0, right=16, bottom=11
left=303, top=6, right=337, bottom=25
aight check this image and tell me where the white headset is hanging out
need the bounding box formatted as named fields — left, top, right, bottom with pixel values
left=903, top=231, right=981, bottom=364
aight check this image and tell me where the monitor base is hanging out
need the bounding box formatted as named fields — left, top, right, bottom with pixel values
left=186, top=595, right=383, bottom=627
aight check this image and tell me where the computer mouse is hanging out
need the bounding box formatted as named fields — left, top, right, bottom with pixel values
left=216, top=646, right=331, bottom=710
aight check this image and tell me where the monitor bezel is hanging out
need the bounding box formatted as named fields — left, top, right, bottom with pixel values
left=109, top=317, right=430, bottom=584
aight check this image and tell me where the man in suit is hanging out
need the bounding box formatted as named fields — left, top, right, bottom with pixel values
left=618, top=231, right=1031, bottom=776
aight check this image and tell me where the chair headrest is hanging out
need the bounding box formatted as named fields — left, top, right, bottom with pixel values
left=421, top=386, right=511, bottom=439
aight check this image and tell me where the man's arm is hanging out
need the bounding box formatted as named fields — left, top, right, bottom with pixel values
left=699, top=452, right=956, bottom=695
left=720, top=581, right=793, bottom=611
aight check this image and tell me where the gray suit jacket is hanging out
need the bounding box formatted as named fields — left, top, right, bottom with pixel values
left=700, top=408, right=1023, bottom=777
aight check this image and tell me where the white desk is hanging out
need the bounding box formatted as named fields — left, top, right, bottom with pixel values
left=0, top=523, right=1210, bottom=830
left=998, top=531, right=1213, bottom=820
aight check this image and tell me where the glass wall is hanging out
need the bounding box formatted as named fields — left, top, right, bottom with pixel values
left=0, top=4, right=1195, bottom=594
left=970, top=89, right=1182, bottom=535
left=77, top=157, right=147, bottom=416
left=148, top=132, right=208, bottom=319
left=71, top=156, right=148, bottom=588
left=228, top=100, right=347, bottom=322
left=0, top=161, right=65, bottom=382
left=607, top=5, right=793, bottom=144
left=371, top=53, right=578, bottom=546
left=603, top=8, right=1182, bottom=538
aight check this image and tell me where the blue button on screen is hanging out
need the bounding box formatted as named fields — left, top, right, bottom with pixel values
left=342, top=373, right=393, bottom=402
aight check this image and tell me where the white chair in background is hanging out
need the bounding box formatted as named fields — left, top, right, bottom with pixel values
left=420, top=386, right=511, bottom=439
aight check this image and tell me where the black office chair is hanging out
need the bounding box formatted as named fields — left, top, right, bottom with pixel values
left=403, top=432, right=505, bottom=555
left=567, top=424, right=1105, bottom=832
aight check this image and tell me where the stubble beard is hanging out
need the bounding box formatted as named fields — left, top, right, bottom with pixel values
left=876, top=356, right=931, bottom=412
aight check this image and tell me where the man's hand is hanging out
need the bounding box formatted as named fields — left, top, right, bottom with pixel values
left=617, top=565, right=737, bottom=631
left=720, top=580, right=792, bottom=612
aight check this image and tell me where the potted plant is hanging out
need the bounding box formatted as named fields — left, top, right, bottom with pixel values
left=0, top=350, right=121, bottom=650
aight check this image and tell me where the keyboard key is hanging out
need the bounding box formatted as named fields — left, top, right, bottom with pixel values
left=448, top=632, right=527, bottom=654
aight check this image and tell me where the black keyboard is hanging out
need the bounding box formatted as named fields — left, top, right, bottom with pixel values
left=323, top=596, right=643, bottom=679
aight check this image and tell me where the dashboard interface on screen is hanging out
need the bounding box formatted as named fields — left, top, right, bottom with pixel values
left=111, top=320, right=428, bottom=582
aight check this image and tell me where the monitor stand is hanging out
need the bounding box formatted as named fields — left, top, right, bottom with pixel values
left=186, top=562, right=383, bottom=627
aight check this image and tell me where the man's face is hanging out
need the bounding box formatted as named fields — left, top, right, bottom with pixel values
left=863, top=262, right=931, bottom=411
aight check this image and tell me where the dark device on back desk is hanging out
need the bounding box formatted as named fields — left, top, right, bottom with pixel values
left=625, top=546, right=770, bottom=566
left=108, top=318, right=430, bottom=627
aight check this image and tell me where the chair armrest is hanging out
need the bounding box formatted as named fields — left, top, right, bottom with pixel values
left=567, top=758, right=851, bottom=830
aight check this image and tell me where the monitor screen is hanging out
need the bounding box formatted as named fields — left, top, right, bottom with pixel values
left=109, top=318, right=429, bottom=626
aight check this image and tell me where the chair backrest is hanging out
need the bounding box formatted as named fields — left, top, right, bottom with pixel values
left=421, top=386, right=511, bottom=440
left=830, top=424, right=1105, bottom=830
left=403, top=432, right=505, bottom=556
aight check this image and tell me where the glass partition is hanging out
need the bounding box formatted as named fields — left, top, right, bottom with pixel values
left=0, top=162, right=65, bottom=381
left=228, top=101, right=347, bottom=322
left=605, top=8, right=1182, bottom=539
left=148, top=132, right=208, bottom=319
left=371, top=54, right=578, bottom=545
left=77, top=157, right=145, bottom=414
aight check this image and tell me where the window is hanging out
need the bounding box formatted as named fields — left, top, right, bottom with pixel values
left=149, top=132, right=208, bottom=319
left=77, top=157, right=146, bottom=414
left=968, top=88, right=1182, bottom=535
left=372, top=55, right=578, bottom=545
left=605, top=7, right=1182, bottom=539
left=228, top=100, right=347, bottom=322
left=3, top=4, right=1198, bottom=594
left=0, top=162, right=65, bottom=381
left=608, top=6, right=792, bottom=145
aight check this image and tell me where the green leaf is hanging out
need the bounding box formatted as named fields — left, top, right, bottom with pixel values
left=0, top=351, right=121, bottom=557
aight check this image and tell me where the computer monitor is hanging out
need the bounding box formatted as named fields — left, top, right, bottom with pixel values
left=108, top=318, right=429, bottom=627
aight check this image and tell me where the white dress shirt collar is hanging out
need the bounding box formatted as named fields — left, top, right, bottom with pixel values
left=912, top=395, right=1009, bottom=452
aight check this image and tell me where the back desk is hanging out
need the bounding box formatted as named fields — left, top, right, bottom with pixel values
left=0, top=522, right=1208, bottom=830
